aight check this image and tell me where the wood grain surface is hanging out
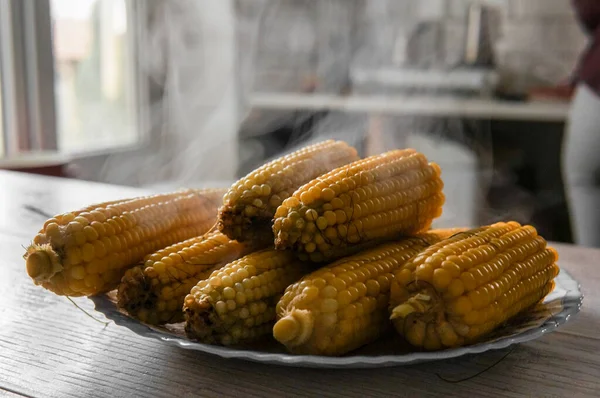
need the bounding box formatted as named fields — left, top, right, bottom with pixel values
left=1, top=170, right=599, bottom=398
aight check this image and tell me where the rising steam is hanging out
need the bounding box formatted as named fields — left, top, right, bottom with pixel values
left=80, top=0, right=526, bottom=229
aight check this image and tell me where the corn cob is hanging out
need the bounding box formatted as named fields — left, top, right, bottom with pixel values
left=218, top=140, right=359, bottom=244
left=24, top=189, right=225, bottom=297
left=272, top=230, right=454, bottom=356
left=117, top=231, right=253, bottom=325
left=273, top=148, right=445, bottom=262
left=389, top=222, right=560, bottom=350
left=184, top=249, right=312, bottom=345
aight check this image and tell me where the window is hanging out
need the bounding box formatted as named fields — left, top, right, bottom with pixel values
left=51, top=0, right=140, bottom=152
left=0, top=0, right=147, bottom=158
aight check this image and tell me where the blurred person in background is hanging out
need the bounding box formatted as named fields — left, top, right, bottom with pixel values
left=560, top=0, right=600, bottom=247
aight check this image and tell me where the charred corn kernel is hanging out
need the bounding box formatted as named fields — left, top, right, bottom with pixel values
left=389, top=222, right=560, bottom=350
left=273, top=149, right=445, bottom=262
left=24, top=189, right=225, bottom=297
left=273, top=231, right=449, bottom=356
left=218, top=140, right=358, bottom=245
left=184, top=249, right=312, bottom=345
left=117, top=231, right=253, bottom=324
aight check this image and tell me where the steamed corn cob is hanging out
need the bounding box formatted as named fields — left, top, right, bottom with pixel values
left=218, top=140, right=359, bottom=244
left=24, top=189, right=225, bottom=297
left=117, top=231, right=253, bottom=324
left=184, top=249, right=312, bottom=345
left=273, top=149, right=445, bottom=262
left=389, top=222, right=560, bottom=350
left=272, top=231, right=455, bottom=356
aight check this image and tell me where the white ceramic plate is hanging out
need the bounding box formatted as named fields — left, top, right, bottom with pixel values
left=90, top=269, right=583, bottom=369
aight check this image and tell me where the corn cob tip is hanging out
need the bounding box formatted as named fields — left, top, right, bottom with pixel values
left=25, top=244, right=62, bottom=283
left=117, top=267, right=155, bottom=319
left=184, top=296, right=217, bottom=343
left=273, top=309, right=314, bottom=347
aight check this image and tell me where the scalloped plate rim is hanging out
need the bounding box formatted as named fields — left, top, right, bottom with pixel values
left=90, top=269, right=583, bottom=369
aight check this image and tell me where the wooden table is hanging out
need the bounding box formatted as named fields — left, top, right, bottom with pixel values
left=1, top=170, right=598, bottom=398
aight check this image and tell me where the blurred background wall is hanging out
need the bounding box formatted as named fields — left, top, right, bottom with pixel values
left=0, top=0, right=590, bottom=243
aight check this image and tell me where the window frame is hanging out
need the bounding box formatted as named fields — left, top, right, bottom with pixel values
left=0, top=0, right=152, bottom=159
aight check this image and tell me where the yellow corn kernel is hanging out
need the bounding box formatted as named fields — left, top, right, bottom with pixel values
left=273, top=231, right=447, bottom=356
left=218, top=140, right=359, bottom=245
left=389, top=222, right=560, bottom=350
left=117, top=231, right=253, bottom=324
left=24, top=188, right=225, bottom=297
left=184, top=249, right=312, bottom=346
left=273, top=149, right=445, bottom=262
